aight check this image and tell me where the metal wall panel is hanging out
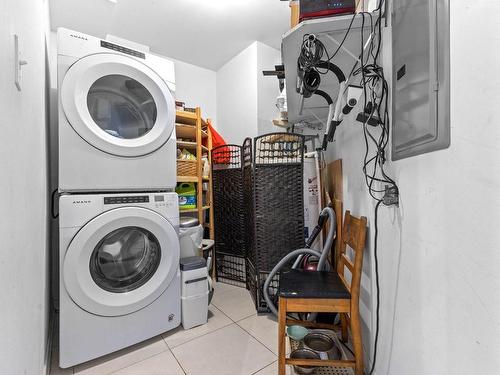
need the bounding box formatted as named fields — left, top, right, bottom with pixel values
left=392, top=0, right=450, bottom=160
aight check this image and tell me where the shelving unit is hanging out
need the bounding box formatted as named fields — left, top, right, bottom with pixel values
left=281, top=14, right=373, bottom=126
left=176, top=108, right=214, bottom=239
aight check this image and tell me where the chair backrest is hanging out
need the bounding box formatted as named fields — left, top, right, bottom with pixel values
left=336, top=211, right=367, bottom=304
left=332, top=199, right=343, bottom=267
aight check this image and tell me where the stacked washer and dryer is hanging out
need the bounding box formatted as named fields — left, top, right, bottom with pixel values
left=57, top=28, right=181, bottom=368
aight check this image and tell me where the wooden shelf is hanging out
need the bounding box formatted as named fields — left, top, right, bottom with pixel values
left=273, top=119, right=290, bottom=129
left=176, top=124, right=208, bottom=140
left=180, top=205, right=210, bottom=213
left=177, top=140, right=208, bottom=152
left=175, top=106, right=214, bottom=240
left=177, top=140, right=197, bottom=149
left=177, top=175, right=210, bottom=183
left=177, top=175, right=198, bottom=183
left=176, top=110, right=208, bottom=127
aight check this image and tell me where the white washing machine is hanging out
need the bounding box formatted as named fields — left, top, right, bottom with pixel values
left=57, top=28, right=177, bottom=192
left=59, top=192, right=181, bottom=368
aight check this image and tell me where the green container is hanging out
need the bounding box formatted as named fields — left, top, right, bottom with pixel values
left=176, top=183, right=197, bottom=210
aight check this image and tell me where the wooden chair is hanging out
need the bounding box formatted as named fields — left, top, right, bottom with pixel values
left=277, top=210, right=367, bottom=375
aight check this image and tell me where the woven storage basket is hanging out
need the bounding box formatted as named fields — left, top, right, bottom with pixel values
left=212, top=144, right=247, bottom=284
left=247, top=133, right=305, bottom=312
left=177, top=160, right=197, bottom=177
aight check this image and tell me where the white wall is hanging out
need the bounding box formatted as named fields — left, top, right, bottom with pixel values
left=257, top=42, right=281, bottom=135
left=326, top=2, right=500, bottom=374
left=0, top=0, right=50, bottom=374
left=170, top=58, right=217, bottom=124
left=216, top=41, right=281, bottom=144
left=216, top=42, right=259, bottom=144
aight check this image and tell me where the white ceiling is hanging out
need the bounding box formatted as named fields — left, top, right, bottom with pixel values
left=49, top=0, right=290, bottom=70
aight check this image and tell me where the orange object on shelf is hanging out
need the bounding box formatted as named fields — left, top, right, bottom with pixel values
left=207, top=122, right=230, bottom=164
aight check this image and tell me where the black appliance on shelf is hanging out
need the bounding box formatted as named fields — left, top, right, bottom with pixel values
left=299, top=0, right=356, bottom=21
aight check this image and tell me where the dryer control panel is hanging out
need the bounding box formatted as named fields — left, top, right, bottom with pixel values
left=100, top=40, right=145, bottom=59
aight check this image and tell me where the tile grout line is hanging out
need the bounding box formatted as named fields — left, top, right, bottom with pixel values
left=163, top=320, right=235, bottom=351
left=88, top=339, right=170, bottom=375
left=105, top=348, right=176, bottom=375
left=231, top=324, right=277, bottom=359
left=249, top=360, right=278, bottom=375
left=169, top=348, right=188, bottom=375
left=211, top=297, right=257, bottom=324
left=161, top=305, right=235, bottom=350
left=235, top=315, right=282, bottom=356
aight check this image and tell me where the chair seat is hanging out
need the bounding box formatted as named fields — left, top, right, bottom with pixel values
left=278, top=269, right=351, bottom=299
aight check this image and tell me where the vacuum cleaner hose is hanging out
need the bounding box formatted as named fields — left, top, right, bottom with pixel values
left=263, top=249, right=322, bottom=316
left=263, top=207, right=336, bottom=317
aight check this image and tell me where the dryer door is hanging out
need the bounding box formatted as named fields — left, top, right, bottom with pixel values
left=63, top=207, right=179, bottom=317
left=61, top=53, right=175, bottom=157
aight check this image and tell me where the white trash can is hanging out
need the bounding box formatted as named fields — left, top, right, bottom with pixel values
left=180, top=256, right=209, bottom=330
left=179, top=217, right=203, bottom=259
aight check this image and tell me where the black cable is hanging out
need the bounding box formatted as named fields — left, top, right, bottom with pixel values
left=324, top=12, right=357, bottom=63
left=342, top=3, right=397, bottom=375
left=369, top=200, right=382, bottom=375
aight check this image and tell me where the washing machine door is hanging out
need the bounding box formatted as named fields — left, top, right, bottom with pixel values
left=61, top=53, right=175, bottom=157
left=63, top=207, right=179, bottom=317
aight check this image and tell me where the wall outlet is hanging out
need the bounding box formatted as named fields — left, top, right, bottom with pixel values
left=383, top=185, right=399, bottom=206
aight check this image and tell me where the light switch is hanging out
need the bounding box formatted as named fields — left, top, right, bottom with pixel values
left=14, top=34, right=28, bottom=91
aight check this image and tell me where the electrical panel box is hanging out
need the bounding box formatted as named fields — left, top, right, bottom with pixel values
left=392, top=0, right=450, bottom=160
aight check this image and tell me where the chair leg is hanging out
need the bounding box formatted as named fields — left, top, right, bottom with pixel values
left=350, top=311, right=364, bottom=375
left=340, top=313, right=348, bottom=343
left=278, top=298, right=287, bottom=375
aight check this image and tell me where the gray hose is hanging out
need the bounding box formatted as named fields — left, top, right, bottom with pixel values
left=263, top=249, right=322, bottom=316
left=263, top=207, right=336, bottom=317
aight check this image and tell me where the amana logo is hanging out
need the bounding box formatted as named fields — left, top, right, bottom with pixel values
left=70, top=34, right=88, bottom=41
left=73, top=200, right=91, bottom=204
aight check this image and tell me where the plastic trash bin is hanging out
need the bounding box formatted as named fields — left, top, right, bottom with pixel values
left=180, top=256, right=209, bottom=330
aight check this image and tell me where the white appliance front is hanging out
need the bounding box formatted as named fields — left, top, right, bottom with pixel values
left=58, top=28, right=177, bottom=192
left=59, top=193, right=181, bottom=368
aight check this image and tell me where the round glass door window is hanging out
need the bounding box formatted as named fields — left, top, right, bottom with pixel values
left=90, top=226, right=161, bottom=293
left=87, top=74, right=158, bottom=139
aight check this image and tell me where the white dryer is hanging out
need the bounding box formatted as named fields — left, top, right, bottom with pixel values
left=57, top=28, right=177, bottom=192
left=59, top=192, right=181, bottom=368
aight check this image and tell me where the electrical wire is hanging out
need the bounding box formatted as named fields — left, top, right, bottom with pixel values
left=351, top=3, right=399, bottom=375
left=369, top=200, right=383, bottom=375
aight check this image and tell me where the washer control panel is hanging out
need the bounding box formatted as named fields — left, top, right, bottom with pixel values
left=104, top=195, right=149, bottom=205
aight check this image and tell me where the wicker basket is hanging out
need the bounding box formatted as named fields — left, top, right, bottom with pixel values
left=177, top=160, right=197, bottom=177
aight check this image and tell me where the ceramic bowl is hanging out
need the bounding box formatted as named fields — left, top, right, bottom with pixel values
left=286, top=325, right=309, bottom=341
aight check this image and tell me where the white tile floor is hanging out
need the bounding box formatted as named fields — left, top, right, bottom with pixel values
left=50, top=282, right=292, bottom=375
